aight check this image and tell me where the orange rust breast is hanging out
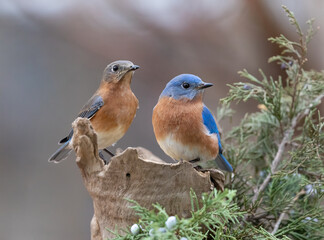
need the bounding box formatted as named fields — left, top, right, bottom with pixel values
left=152, top=96, right=219, bottom=158
left=90, top=81, right=138, bottom=134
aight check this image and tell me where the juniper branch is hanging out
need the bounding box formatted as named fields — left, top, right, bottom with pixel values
left=251, top=93, right=324, bottom=204
left=271, top=189, right=306, bottom=235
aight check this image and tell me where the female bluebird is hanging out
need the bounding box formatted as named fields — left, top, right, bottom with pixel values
left=49, top=60, right=139, bottom=163
left=152, top=74, right=233, bottom=172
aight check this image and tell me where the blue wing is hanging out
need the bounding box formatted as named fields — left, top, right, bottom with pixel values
left=202, top=105, right=233, bottom=172
left=202, top=105, right=222, bottom=150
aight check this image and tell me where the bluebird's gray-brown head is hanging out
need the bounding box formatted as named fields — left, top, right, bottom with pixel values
left=103, top=60, right=140, bottom=83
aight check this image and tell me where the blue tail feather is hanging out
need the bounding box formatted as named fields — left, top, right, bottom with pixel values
left=48, top=140, right=72, bottom=163
left=215, top=153, right=233, bottom=172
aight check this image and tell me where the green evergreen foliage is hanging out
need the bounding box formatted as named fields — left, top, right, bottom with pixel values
left=109, top=189, right=244, bottom=240
left=222, top=5, right=324, bottom=239
left=110, top=6, right=323, bottom=239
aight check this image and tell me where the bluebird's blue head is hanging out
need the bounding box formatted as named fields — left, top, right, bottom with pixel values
left=160, top=74, right=213, bottom=100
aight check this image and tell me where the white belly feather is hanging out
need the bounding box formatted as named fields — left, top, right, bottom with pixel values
left=157, top=132, right=218, bottom=162
left=157, top=134, right=200, bottom=161
left=96, top=125, right=125, bottom=149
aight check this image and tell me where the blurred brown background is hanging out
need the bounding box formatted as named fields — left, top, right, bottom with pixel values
left=0, top=0, right=323, bottom=239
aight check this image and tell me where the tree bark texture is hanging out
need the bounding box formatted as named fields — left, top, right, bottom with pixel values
left=71, top=118, right=224, bottom=240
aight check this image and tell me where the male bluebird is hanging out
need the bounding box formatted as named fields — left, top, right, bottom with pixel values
left=49, top=60, right=139, bottom=163
left=152, top=74, right=233, bottom=172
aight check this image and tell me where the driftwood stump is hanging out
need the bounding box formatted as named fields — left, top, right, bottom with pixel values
left=71, top=118, right=224, bottom=240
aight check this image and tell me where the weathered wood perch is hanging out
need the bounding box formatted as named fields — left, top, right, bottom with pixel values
left=71, top=118, right=224, bottom=240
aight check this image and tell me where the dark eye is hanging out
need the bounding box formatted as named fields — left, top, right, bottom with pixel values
left=112, top=65, right=119, bottom=72
left=182, top=82, right=190, bottom=89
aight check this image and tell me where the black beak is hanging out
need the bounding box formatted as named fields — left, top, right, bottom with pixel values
left=198, top=83, right=213, bottom=89
left=130, top=65, right=140, bottom=71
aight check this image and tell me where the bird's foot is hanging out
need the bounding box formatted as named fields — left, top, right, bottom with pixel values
left=189, top=158, right=202, bottom=171
left=189, top=158, right=200, bottom=164
left=103, top=148, right=115, bottom=157
left=99, top=151, right=107, bottom=164
left=193, top=165, right=203, bottom=171
left=99, top=149, right=115, bottom=165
